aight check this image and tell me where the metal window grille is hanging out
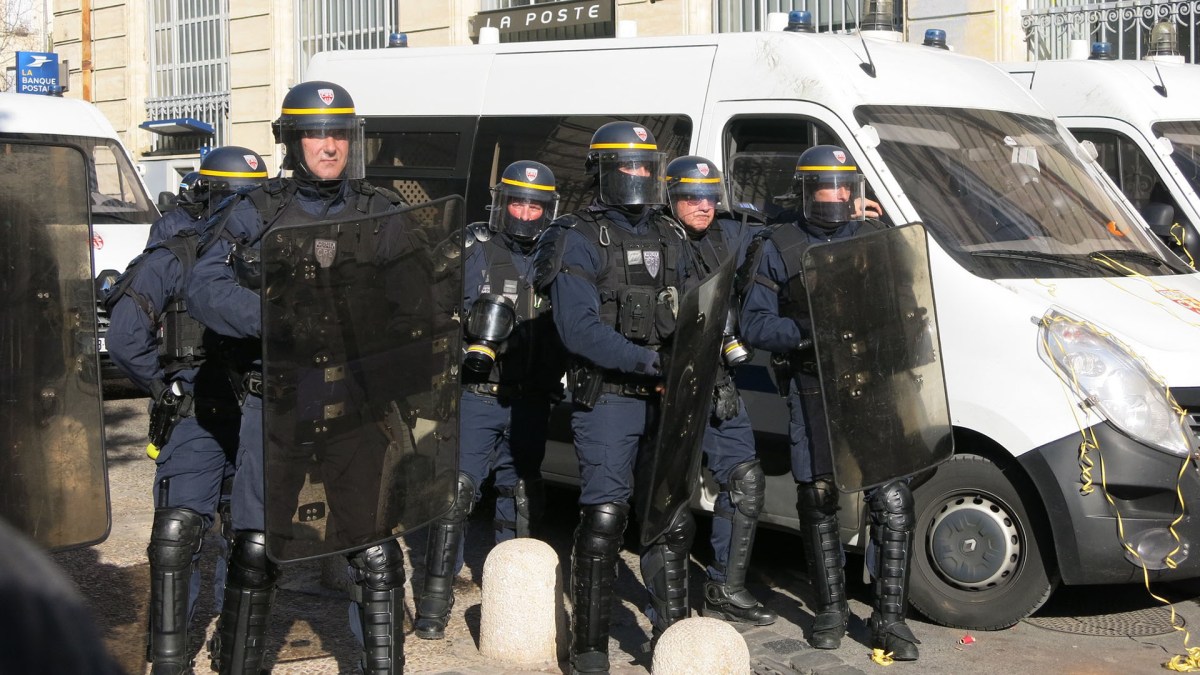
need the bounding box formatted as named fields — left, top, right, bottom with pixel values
left=714, top=1, right=892, bottom=33
left=146, top=0, right=230, bottom=153
left=295, top=0, right=397, bottom=81
left=1022, top=1, right=1198, bottom=63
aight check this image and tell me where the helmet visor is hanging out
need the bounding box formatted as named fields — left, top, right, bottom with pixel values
left=488, top=189, right=559, bottom=242
left=277, top=115, right=365, bottom=180
left=801, top=173, right=866, bottom=225
left=597, top=151, right=667, bottom=206
left=667, top=176, right=726, bottom=212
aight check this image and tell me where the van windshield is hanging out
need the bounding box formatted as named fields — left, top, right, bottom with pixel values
left=1153, top=120, right=1200, bottom=198
left=857, top=106, right=1184, bottom=279
left=9, top=133, right=159, bottom=226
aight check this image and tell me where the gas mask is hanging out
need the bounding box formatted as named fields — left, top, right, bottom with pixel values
left=464, top=293, right=517, bottom=376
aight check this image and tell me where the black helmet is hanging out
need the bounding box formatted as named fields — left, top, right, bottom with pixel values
left=175, top=170, right=206, bottom=216
left=271, top=80, right=365, bottom=180
left=793, top=145, right=865, bottom=227
left=490, top=160, right=558, bottom=243
left=179, top=171, right=201, bottom=194
left=665, top=155, right=725, bottom=209
left=198, top=146, right=268, bottom=203
left=586, top=121, right=666, bottom=207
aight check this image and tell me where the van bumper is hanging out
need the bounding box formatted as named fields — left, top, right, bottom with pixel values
left=1018, top=421, right=1200, bottom=585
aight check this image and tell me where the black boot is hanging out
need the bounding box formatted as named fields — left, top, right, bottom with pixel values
left=350, top=540, right=406, bottom=674
left=702, top=460, right=777, bottom=626
left=414, top=473, right=475, bottom=640
left=797, top=479, right=848, bottom=650
left=868, top=481, right=920, bottom=661
left=147, top=508, right=204, bottom=675
left=208, top=530, right=278, bottom=675
left=570, top=502, right=630, bottom=674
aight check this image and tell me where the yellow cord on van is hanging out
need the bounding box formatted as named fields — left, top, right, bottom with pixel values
left=1171, top=222, right=1196, bottom=269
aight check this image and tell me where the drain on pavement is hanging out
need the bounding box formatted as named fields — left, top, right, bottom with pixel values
left=1023, top=606, right=1182, bottom=637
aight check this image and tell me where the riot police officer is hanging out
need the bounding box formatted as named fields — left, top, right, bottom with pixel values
left=148, top=170, right=205, bottom=246
left=536, top=121, right=689, bottom=674
left=739, top=145, right=919, bottom=660
left=414, top=160, right=566, bottom=640
left=663, top=155, right=777, bottom=627
left=105, top=146, right=268, bottom=674
left=186, top=81, right=409, bottom=675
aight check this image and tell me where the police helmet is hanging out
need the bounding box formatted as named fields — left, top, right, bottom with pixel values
left=490, top=160, right=558, bottom=243
left=179, top=171, right=202, bottom=194
left=175, top=170, right=206, bottom=216
left=586, top=121, right=667, bottom=207
left=272, top=80, right=365, bottom=180
left=665, top=155, right=725, bottom=211
left=198, top=146, right=269, bottom=203
left=793, top=145, right=865, bottom=227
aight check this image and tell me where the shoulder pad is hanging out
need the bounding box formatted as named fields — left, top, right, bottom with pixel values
left=551, top=213, right=582, bottom=229
left=465, top=221, right=492, bottom=247
left=372, top=184, right=407, bottom=207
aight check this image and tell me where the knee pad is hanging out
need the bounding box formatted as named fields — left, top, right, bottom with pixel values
left=798, top=476, right=839, bottom=517
left=660, top=507, right=696, bottom=554
left=228, top=530, right=279, bottom=590
left=349, top=539, right=406, bottom=591
left=726, top=460, right=765, bottom=520
left=868, top=480, right=915, bottom=533
left=445, top=472, right=477, bottom=522
left=148, top=507, right=205, bottom=571
left=577, top=502, right=630, bottom=559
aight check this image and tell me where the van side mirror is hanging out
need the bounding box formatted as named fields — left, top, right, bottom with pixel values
left=157, top=191, right=177, bottom=212
left=1141, top=201, right=1175, bottom=237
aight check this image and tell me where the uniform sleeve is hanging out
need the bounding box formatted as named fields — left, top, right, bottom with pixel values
left=550, top=228, right=659, bottom=375
left=105, top=253, right=175, bottom=393
left=186, top=206, right=262, bottom=339
left=739, top=239, right=805, bottom=354
left=145, top=209, right=197, bottom=248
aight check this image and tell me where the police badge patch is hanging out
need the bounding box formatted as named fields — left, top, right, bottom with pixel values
left=643, top=250, right=661, bottom=278
left=525, top=167, right=539, bottom=182
left=314, top=239, right=337, bottom=268
left=243, top=155, right=259, bottom=171
left=318, top=88, right=335, bottom=105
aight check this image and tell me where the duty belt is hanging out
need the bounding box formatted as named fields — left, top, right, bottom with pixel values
left=243, top=370, right=264, bottom=398
left=463, top=382, right=553, bottom=399
left=600, top=381, right=657, bottom=398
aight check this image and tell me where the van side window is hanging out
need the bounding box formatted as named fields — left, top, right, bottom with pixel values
left=471, top=115, right=692, bottom=219
left=1072, top=130, right=1166, bottom=209
left=363, top=116, right=475, bottom=206
left=723, top=117, right=842, bottom=220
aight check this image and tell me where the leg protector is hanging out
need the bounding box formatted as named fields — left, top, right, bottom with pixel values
left=209, top=530, right=279, bottom=675
left=797, top=478, right=848, bottom=649
left=350, top=540, right=407, bottom=674
left=703, top=460, right=776, bottom=626
left=494, top=477, right=545, bottom=540
left=868, top=480, right=920, bottom=661
left=640, top=506, right=695, bottom=634
left=414, top=472, right=475, bottom=640
left=570, top=502, right=630, bottom=674
left=147, top=507, right=205, bottom=675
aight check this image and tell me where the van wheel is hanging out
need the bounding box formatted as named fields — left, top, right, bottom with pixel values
left=908, top=454, right=1059, bottom=630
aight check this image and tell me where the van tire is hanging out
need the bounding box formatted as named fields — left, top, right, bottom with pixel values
left=908, top=454, right=1058, bottom=630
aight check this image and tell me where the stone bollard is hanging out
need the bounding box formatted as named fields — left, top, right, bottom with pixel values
left=652, top=616, right=751, bottom=675
left=479, top=538, right=566, bottom=666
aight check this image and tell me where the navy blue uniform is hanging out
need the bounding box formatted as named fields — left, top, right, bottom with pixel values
left=147, top=206, right=202, bottom=246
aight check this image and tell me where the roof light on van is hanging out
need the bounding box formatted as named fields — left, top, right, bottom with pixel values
left=1145, top=21, right=1185, bottom=64
left=860, top=0, right=904, bottom=42
left=1088, top=41, right=1116, bottom=60
left=922, top=29, right=948, bottom=50
left=388, top=32, right=407, bottom=48
left=784, top=10, right=815, bottom=33
left=479, top=26, right=500, bottom=45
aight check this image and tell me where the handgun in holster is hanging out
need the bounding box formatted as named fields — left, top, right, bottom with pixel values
left=568, top=365, right=604, bottom=411
left=146, top=380, right=186, bottom=459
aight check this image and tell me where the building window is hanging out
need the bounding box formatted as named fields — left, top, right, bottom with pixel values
left=715, top=1, right=902, bottom=34
left=146, top=0, right=230, bottom=154
left=295, top=0, right=397, bottom=81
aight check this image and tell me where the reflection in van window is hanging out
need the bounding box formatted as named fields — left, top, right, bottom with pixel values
left=18, top=134, right=159, bottom=226
left=472, top=115, right=692, bottom=218
left=857, top=106, right=1180, bottom=279
left=722, top=117, right=842, bottom=220
left=1154, top=121, right=1200, bottom=196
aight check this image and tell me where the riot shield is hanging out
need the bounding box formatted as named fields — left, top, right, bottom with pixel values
left=261, top=195, right=463, bottom=562
left=0, top=140, right=109, bottom=550
left=802, top=222, right=953, bottom=492
left=636, top=259, right=734, bottom=547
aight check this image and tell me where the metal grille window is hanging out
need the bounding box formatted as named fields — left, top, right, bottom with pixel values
left=146, top=0, right=230, bottom=154
left=295, top=0, right=397, bottom=81
left=715, top=1, right=898, bottom=34
left=1022, top=1, right=1197, bottom=62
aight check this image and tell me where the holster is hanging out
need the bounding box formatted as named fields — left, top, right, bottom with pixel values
left=712, top=375, right=740, bottom=422
left=568, top=365, right=604, bottom=411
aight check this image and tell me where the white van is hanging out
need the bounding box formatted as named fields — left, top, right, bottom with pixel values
left=0, top=92, right=159, bottom=373
left=998, top=57, right=1200, bottom=265
left=307, top=30, right=1200, bottom=630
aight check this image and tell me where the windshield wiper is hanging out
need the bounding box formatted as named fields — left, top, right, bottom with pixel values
left=968, top=249, right=1095, bottom=273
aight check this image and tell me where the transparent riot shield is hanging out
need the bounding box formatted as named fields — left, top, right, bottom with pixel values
left=261, top=196, right=463, bottom=562
left=802, top=223, right=953, bottom=493
left=636, top=260, right=734, bottom=547
left=0, top=140, right=109, bottom=550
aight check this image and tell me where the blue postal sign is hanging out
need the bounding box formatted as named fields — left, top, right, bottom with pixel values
left=16, top=51, right=59, bottom=94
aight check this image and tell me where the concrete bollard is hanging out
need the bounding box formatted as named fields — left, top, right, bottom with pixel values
left=652, top=616, right=751, bottom=675
left=479, top=538, right=566, bottom=666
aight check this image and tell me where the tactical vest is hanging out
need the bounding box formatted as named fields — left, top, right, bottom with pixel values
left=565, top=210, right=682, bottom=348
left=687, top=218, right=736, bottom=283
left=469, top=233, right=560, bottom=389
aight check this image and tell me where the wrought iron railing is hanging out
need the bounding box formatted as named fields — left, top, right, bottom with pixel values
left=1022, top=1, right=1197, bottom=62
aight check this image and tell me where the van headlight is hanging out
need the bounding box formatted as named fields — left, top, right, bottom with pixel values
left=1038, top=310, right=1193, bottom=457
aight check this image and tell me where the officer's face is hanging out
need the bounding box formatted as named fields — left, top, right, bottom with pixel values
left=813, top=182, right=851, bottom=203
left=301, top=129, right=349, bottom=180
left=617, top=161, right=652, bottom=177
left=507, top=199, right=544, bottom=222
left=673, top=195, right=716, bottom=233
